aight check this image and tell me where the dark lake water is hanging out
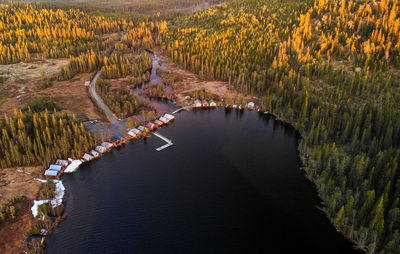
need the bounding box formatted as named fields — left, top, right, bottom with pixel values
left=46, top=108, right=361, bottom=253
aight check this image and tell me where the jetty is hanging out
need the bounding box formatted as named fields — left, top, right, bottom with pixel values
left=153, top=132, right=173, bottom=151
left=171, top=108, right=185, bottom=115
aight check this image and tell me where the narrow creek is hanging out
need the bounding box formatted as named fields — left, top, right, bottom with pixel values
left=131, top=52, right=177, bottom=114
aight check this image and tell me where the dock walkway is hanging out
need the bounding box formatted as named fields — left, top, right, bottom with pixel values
left=171, top=108, right=185, bottom=115
left=153, top=132, right=173, bottom=151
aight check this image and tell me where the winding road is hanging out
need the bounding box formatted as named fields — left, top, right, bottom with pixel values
left=90, top=70, right=118, bottom=124
left=88, top=32, right=127, bottom=136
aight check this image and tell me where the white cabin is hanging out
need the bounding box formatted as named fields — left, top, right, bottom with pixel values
left=101, top=142, right=113, bottom=149
left=193, top=100, right=202, bottom=107
left=159, top=116, right=169, bottom=123
left=246, top=102, right=255, bottom=109
left=90, top=150, right=99, bottom=157
left=83, top=153, right=94, bottom=161
left=95, top=146, right=107, bottom=153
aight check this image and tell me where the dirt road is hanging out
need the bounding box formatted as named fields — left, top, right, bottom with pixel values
left=88, top=32, right=127, bottom=136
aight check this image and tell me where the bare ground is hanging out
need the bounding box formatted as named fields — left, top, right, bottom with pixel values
left=154, top=48, right=230, bottom=104
left=0, top=166, right=43, bottom=208
left=0, top=58, right=69, bottom=83
left=0, top=166, right=45, bottom=253
left=0, top=73, right=103, bottom=122
left=0, top=198, right=36, bottom=254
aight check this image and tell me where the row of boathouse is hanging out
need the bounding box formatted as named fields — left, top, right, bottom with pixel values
left=43, top=113, right=176, bottom=178
left=42, top=102, right=259, bottom=178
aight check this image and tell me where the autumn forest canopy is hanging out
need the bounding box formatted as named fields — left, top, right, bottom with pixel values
left=0, top=0, right=399, bottom=253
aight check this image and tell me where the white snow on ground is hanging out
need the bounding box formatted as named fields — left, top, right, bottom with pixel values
left=50, top=180, right=65, bottom=207
left=31, top=200, right=49, bottom=217
left=33, top=178, right=48, bottom=183
left=64, top=160, right=82, bottom=173
left=16, top=169, right=31, bottom=174
left=31, top=180, right=65, bottom=217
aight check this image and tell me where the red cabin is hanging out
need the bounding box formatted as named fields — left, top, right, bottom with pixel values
left=146, top=122, right=156, bottom=130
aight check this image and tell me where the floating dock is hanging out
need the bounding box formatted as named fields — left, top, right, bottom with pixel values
left=153, top=132, right=173, bottom=151
left=156, top=143, right=173, bottom=151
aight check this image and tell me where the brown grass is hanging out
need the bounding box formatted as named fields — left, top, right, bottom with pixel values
left=0, top=166, right=45, bottom=253
left=154, top=48, right=230, bottom=104
left=0, top=166, right=43, bottom=208
left=0, top=58, right=69, bottom=83
left=0, top=73, right=103, bottom=121
left=108, top=77, right=131, bottom=91
left=0, top=198, right=37, bottom=254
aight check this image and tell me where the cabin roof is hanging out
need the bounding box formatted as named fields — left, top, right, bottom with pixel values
left=83, top=153, right=93, bottom=159
left=48, top=165, right=62, bottom=171
left=44, top=170, right=58, bottom=176
left=55, top=160, right=68, bottom=166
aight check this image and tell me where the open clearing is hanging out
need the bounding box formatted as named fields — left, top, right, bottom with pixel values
left=0, top=166, right=44, bottom=253
left=154, top=48, right=229, bottom=103
left=0, top=58, right=69, bottom=82
left=0, top=166, right=43, bottom=208
left=0, top=73, right=104, bottom=121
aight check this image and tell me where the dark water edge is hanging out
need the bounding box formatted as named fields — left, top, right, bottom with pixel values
left=46, top=108, right=362, bottom=254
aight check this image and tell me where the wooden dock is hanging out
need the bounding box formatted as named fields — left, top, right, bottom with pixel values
left=156, top=143, right=173, bottom=151
left=153, top=132, right=173, bottom=151
left=171, top=108, right=185, bottom=115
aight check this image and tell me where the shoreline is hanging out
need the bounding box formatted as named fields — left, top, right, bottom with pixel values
left=6, top=48, right=362, bottom=252
left=41, top=106, right=363, bottom=253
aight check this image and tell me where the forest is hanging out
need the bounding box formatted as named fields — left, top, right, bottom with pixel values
left=0, top=0, right=399, bottom=252
left=96, top=78, right=142, bottom=118
left=0, top=101, right=98, bottom=168
left=162, top=0, right=400, bottom=252
left=0, top=2, right=124, bottom=64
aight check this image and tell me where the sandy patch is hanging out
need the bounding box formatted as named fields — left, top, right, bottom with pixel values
left=0, top=58, right=70, bottom=82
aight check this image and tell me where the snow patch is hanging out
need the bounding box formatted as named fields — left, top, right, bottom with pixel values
left=33, top=178, right=48, bottom=183
left=31, top=200, right=49, bottom=218
left=50, top=180, right=65, bottom=207
left=31, top=180, right=65, bottom=217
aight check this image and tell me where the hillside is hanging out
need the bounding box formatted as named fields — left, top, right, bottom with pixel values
left=161, top=0, right=400, bottom=252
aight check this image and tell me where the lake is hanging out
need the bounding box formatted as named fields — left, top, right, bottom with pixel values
left=46, top=108, right=361, bottom=253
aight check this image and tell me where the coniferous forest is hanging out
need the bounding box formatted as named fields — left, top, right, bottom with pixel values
left=162, top=0, right=400, bottom=252
left=0, top=104, right=98, bottom=168
left=0, top=0, right=399, bottom=253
